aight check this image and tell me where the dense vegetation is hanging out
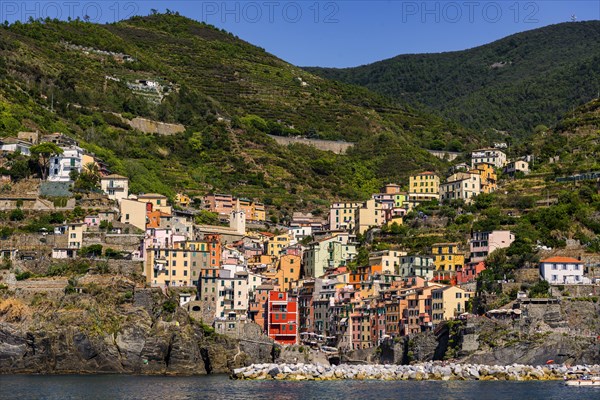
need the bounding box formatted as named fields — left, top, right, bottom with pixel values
left=0, top=13, right=474, bottom=211
left=307, top=21, right=600, bottom=139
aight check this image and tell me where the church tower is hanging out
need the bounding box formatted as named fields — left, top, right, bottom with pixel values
left=230, top=199, right=246, bottom=235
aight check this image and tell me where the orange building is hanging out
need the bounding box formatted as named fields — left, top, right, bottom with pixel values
left=350, top=264, right=382, bottom=291
left=275, top=254, right=301, bottom=291
left=205, top=234, right=221, bottom=268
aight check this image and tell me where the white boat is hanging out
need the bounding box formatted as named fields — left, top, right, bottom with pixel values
left=565, top=375, right=600, bottom=386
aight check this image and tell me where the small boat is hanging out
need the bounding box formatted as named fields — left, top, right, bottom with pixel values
left=565, top=375, right=600, bottom=387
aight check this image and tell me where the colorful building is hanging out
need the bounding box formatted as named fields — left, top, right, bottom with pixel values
left=409, top=172, right=440, bottom=203
left=472, top=162, right=498, bottom=193
left=354, top=199, right=385, bottom=235
left=329, top=202, right=362, bottom=231
left=266, top=233, right=290, bottom=257
left=469, top=230, right=514, bottom=264
left=431, top=243, right=465, bottom=272
left=431, top=286, right=473, bottom=325
left=267, top=291, right=298, bottom=345
left=275, top=254, right=301, bottom=291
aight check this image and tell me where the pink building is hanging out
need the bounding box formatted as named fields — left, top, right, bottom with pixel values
left=143, top=228, right=186, bottom=260
left=469, top=230, right=514, bottom=264
left=84, top=215, right=100, bottom=227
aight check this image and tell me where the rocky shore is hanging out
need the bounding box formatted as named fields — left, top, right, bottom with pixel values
left=232, top=362, right=600, bottom=381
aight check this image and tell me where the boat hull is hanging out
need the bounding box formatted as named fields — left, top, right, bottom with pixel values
left=565, top=380, right=600, bottom=387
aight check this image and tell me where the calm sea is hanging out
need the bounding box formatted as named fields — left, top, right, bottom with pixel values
left=0, top=374, right=597, bottom=400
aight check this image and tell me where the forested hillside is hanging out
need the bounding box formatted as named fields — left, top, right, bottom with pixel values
left=0, top=14, right=473, bottom=211
left=307, top=21, right=600, bottom=138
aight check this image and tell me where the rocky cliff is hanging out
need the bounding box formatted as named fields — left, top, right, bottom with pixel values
left=0, top=275, right=274, bottom=375
left=397, top=300, right=600, bottom=366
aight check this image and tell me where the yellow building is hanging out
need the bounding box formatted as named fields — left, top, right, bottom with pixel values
left=137, top=193, right=172, bottom=214
left=431, top=285, right=474, bottom=325
left=175, top=193, right=191, bottom=207
left=67, top=223, right=87, bottom=249
left=354, top=199, right=384, bottom=235
left=81, top=154, right=97, bottom=170
left=275, top=254, right=301, bottom=291
left=120, top=198, right=147, bottom=231
left=266, top=233, right=290, bottom=257
left=431, top=243, right=465, bottom=272
left=472, top=163, right=497, bottom=194
left=252, top=202, right=266, bottom=222
left=409, top=172, right=440, bottom=203
left=329, top=202, right=362, bottom=231
left=145, top=247, right=194, bottom=287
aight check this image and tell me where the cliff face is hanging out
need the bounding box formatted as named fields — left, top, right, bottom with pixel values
left=0, top=276, right=274, bottom=375
left=375, top=301, right=600, bottom=366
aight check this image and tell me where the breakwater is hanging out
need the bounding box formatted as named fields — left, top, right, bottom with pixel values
left=232, top=362, right=600, bottom=381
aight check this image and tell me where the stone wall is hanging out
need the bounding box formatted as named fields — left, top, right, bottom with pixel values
left=514, top=268, right=540, bottom=283
left=83, top=232, right=143, bottom=252
left=267, top=135, right=354, bottom=154
left=128, top=117, right=185, bottom=135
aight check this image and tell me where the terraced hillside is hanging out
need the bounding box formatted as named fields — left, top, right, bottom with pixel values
left=0, top=14, right=473, bottom=211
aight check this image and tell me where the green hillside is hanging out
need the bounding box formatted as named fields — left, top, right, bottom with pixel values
left=306, top=21, right=600, bottom=138
left=0, top=14, right=472, bottom=212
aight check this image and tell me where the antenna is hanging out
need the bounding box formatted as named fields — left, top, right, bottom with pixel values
left=571, top=14, right=577, bottom=22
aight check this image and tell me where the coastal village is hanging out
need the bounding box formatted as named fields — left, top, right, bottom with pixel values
left=1, top=131, right=598, bottom=353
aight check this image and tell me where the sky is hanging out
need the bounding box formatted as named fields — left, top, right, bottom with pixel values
left=1, top=1, right=599, bottom=67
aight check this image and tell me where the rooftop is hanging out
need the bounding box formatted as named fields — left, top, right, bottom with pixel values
left=101, top=174, right=128, bottom=180
left=540, top=256, right=583, bottom=264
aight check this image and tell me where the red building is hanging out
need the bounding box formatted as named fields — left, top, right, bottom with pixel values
left=456, top=262, right=486, bottom=284
left=267, top=291, right=298, bottom=345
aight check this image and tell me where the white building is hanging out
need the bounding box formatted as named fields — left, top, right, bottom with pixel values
left=503, top=160, right=530, bottom=177
left=215, top=270, right=249, bottom=319
left=539, top=256, right=589, bottom=285
left=0, top=137, right=31, bottom=156
left=288, top=225, right=312, bottom=244
left=100, top=174, right=129, bottom=203
left=440, top=172, right=481, bottom=204
left=48, top=146, right=83, bottom=182
left=471, top=148, right=507, bottom=169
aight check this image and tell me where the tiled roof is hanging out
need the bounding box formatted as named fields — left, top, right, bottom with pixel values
left=540, top=256, right=582, bottom=264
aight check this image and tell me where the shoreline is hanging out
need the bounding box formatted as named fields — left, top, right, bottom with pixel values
left=232, top=362, right=600, bottom=381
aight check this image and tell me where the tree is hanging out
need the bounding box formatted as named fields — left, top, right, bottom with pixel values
left=30, top=142, right=63, bottom=180
left=74, top=162, right=100, bottom=191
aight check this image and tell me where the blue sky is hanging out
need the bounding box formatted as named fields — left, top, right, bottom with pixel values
left=2, top=1, right=599, bottom=67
